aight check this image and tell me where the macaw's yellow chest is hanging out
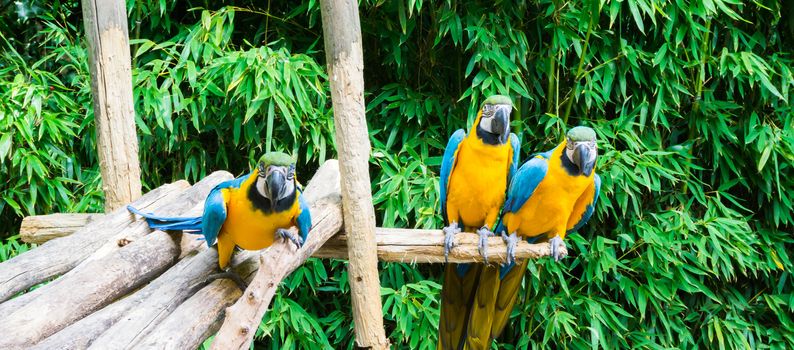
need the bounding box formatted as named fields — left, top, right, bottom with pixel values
left=505, top=149, right=594, bottom=240
left=446, top=136, right=511, bottom=229
left=220, top=187, right=298, bottom=251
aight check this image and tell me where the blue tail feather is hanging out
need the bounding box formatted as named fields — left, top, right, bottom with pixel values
left=127, top=205, right=203, bottom=232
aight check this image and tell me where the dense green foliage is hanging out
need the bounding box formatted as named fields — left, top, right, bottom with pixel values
left=2, top=0, right=793, bottom=348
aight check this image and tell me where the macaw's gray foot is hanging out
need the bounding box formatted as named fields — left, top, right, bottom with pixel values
left=502, top=231, right=519, bottom=266
left=443, top=222, right=462, bottom=263
left=549, top=235, right=567, bottom=262
left=277, top=228, right=304, bottom=249
left=477, top=226, right=495, bottom=264
left=206, top=268, right=248, bottom=290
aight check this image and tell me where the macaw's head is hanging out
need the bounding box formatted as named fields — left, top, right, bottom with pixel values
left=564, top=126, right=598, bottom=177
left=255, top=152, right=297, bottom=210
left=475, top=95, right=513, bottom=145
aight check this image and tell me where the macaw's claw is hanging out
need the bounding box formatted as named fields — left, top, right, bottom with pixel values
left=277, top=228, right=304, bottom=249
left=502, top=231, right=519, bottom=266
left=549, top=235, right=567, bottom=262
left=206, top=268, right=248, bottom=290
left=443, top=222, right=461, bottom=263
left=477, top=226, right=495, bottom=264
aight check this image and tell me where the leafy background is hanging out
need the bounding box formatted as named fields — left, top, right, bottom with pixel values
left=1, top=0, right=793, bottom=348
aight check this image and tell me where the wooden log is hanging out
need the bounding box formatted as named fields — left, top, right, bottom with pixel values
left=0, top=171, right=229, bottom=314
left=32, top=245, right=212, bottom=350
left=86, top=246, right=222, bottom=349
left=138, top=279, right=242, bottom=349
left=210, top=160, right=344, bottom=350
left=132, top=252, right=261, bottom=350
left=0, top=180, right=189, bottom=304
left=0, top=230, right=181, bottom=349
left=20, top=213, right=103, bottom=244
left=319, top=0, right=389, bottom=348
left=81, top=0, right=142, bottom=211
left=314, top=228, right=566, bottom=264
left=74, top=171, right=232, bottom=268
left=16, top=220, right=563, bottom=265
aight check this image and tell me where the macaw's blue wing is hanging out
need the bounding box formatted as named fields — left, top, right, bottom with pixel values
left=197, top=173, right=250, bottom=246
left=503, top=153, right=549, bottom=215
left=126, top=206, right=202, bottom=232
left=296, top=194, right=312, bottom=243
left=201, top=187, right=228, bottom=246
left=508, top=133, right=521, bottom=183
left=440, top=129, right=466, bottom=224
left=568, top=173, right=601, bottom=234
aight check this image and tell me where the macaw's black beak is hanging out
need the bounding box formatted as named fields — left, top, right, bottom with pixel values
left=266, top=171, right=286, bottom=211
left=493, top=106, right=510, bottom=144
left=573, top=143, right=595, bottom=176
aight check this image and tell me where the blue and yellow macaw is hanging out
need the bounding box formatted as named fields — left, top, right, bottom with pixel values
left=437, top=95, right=520, bottom=350
left=128, top=152, right=312, bottom=270
left=469, top=126, right=601, bottom=347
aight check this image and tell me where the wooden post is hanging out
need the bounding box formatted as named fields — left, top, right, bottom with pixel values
left=319, top=1, right=389, bottom=348
left=82, top=0, right=142, bottom=211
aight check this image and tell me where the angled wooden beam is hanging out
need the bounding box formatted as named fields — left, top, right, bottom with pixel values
left=81, top=0, right=142, bottom=211
left=318, top=0, right=390, bottom=348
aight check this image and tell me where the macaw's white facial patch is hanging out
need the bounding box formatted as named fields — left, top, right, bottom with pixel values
left=478, top=104, right=511, bottom=135
left=255, top=176, right=268, bottom=198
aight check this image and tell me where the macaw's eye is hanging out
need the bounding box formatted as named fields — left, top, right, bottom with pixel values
left=566, top=139, right=575, bottom=150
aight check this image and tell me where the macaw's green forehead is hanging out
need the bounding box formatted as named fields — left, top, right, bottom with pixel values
left=480, top=95, right=513, bottom=108
left=566, top=126, right=597, bottom=142
left=258, top=152, right=295, bottom=167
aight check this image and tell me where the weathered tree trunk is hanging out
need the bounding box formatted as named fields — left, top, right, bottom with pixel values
left=32, top=245, right=213, bottom=350
left=0, top=171, right=229, bottom=314
left=0, top=231, right=181, bottom=349
left=20, top=213, right=103, bottom=244
left=318, top=1, right=389, bottom=348
left=132, top=253, right=261, bottom=350
left=81, top=0, right=142, bottom=211
left=316, top=229, right=566, bottom=263
left=0, top=180, right=189, bottom=304
left=210, top=160, right=344, bottom=350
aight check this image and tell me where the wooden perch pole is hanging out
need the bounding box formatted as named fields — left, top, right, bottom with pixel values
left=316, top=228, right=567, bottom=263
left=0, top=231, right=181, bottom=349
left=82, top=0, right=142, bottom=211
left=319, top=0, right=389, bottom=348
left=0, top=172, right=228, bottom=315
left=211, top=160, right=343, bottom=350
left=0, top=180, right=189, bottom=304
left=20, top=213, right=103, bottom=244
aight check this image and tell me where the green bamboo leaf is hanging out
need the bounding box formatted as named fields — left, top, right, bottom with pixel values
left=758, top=144, right=773, bottom=172
left=628, top=0, right=645, bottom=34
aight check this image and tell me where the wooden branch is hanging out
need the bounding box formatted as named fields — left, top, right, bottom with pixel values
left=319, top=0, right=389, bottom=348
left=314, top=228, right=567, bottom=264
left=0, top=180, right=189, bottom=304
left=0, top=230, right=180, bottom=349
left=74, top=171, right=232, bottom=269
left=0, top=172, right=229, bottom=315
left=210, top=160, right=343, bottom=350
left=139, top=279, right=242, bottom=349
left=20, top=213, right=103, bottom=244
left=33, top=245, right=212, bottom=350
left=132, top=252, right=261, bottom=350
left=82, top=0, right=142, bottom=211
left=32, top=249, right=258, bottom=350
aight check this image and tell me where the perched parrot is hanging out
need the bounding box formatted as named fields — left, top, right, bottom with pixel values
left=128, top=152, right=312, bottom=270
left=437, top=95, right=520, bottom=350
left=468, top=126, right=600, bottom=348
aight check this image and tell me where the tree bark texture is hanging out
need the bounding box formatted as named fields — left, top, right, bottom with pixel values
left=81, top=0, right=143, bottom=211
left=318, top=1, right=389, bottom=348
